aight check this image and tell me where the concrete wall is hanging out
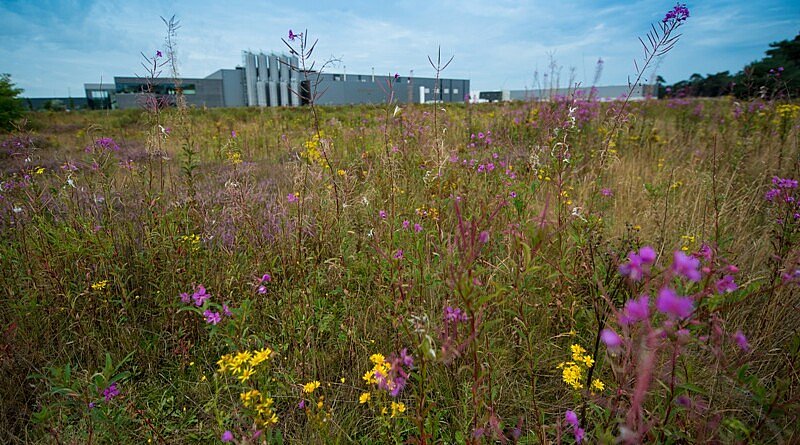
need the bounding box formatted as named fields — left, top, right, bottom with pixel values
left=308, top=73, right=469, bottom=106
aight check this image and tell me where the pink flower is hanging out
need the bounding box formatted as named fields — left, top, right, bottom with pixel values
left=203, top=310, right=222, bottom=325
left=733, top=330, right=749, bottom=351
left=671, top=251, right=701, bottom=282
left=601, top=188, right=613, bottom=197
left=414, top=223, right=422, bottom=233
left=393, top=249, right=404, bottom=260
left=379, top=210, right=387, bottom=219
left=716, top=275, right=737, bottom=293
left=221, top=431, right=234, bottom=442
left=619, top=246, right=657, bottom=281
left=479, top=231, right=490, bottom=244
left=402, top=220, right=410, bottom=229
left=287, top=193, right=298, bottom=203
left=655, top=287, right=694, bottom=319
left=600, top=328, right=623, bottom=350
left=565, top=410, right=579, bottom=427
left=620, top=295, right=650, bottom=325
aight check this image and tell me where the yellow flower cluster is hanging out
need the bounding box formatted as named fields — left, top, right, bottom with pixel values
left=301, top=132, right=327, bottom=167
left=777, top=104, right=800, bottom=120
left=91, top=280, right=109, bottom=291
left=390, top=401, right=406, bottom=418
left=216, top=347, right=273, bottom=382
left=303, top=381, right=321, bottom=394
left=240, top=389, right=278, bottom=427
left=557, top=344, right=599, bottom=391
left=179, top=234, right=201, bottom=251
left=680, top=234, right=697, bottom=252
left=362, top=354, right=390, bottom=385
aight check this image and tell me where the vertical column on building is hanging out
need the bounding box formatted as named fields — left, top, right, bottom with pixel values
left=256, top=53, right=268, bottom=107
left=244, top=52, right=258, bottom=106
left=289, top=55, right=299, bottom=106
left=268, top=54, right=279, bottom=107
left=279, top=55, right=290, bottom=106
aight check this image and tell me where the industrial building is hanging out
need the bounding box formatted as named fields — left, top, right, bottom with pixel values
left=478, top=85, right=655, bottom=102
left=82, top=51, right=470, bottom=110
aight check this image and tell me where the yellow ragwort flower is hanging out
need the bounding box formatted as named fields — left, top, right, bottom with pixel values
left=359, top=392, right=371, bottom=404
left=390, top=401, right=406, bottom=417
left=303, top=381, right=321, bottom=394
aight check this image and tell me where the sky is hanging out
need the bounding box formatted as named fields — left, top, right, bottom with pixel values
left=1, top=0, right=798, bottom=98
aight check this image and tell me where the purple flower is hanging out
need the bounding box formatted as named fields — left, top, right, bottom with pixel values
left=287, top=193, right=299, bottom=203
left=600, top=328, right=623, bottom=350
left=102, top=383, right=120, bottom=401
left=619, top=246, right=656, bottom=281
left=393, top=249, right=404, bottom=260
left=509, top=191, right=517, bottom=198
left=655, top=287, right=694, bottom=319
left=479, top=231, right=490, bottom=244
left=414, top=223, right=423, bottom=233
left=192, top=285, right=210, bottom=306
left=601, top=188, right=613, bottom=197
left=733, top=330, right=750, bottom=351
left=444, top=306, right=467, bottom=323
left=402, top=220, right=410, bottom=229
left=257, top=285, right=267, bottom=294
left=288, top=29, right=298, bottom=41
left=156, top=50, right=163, bottom=58
left=298, top=399, right=306, bottom=409
left=231, top=130, right=237, bottom=138
left=221, top=430, right=234, bottom=443
left=671, top=251, right=702, bottom=282
left=379, top=210, right=387, bottom=219
left=663, top=3, right=690, bottom=23
left=620, top=295, right=650, bottom=325
left=716, top=275, right=737, bottom=294
left=565, top=410, right=579, bottom=427
left=394, top=73, right=399, bottom=80
left=261, top=273, right=272, bottom=283
left=203, top=310, right=222, bottom=325
left=574, top=427, right=585, bottom=443
left=222, top=304, right=233, bottom=317
left=180, top=292, right=191, bottom=304
left=88, top=402, right=96, bottom=409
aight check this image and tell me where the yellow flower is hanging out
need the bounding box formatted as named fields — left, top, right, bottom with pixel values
left=34, top=167, right=45, bottom=175
left=91, top=280, right=109, bottom=291
left=240, top=389, right=261, bottom=407
left=560, top=361, right=584, bottom=390
left=369, top=353, right=385, bottom=365
left=592, top=379, right=605, bottom=392
left=390, top=401, right=406, bottom=417
left=359, top=392, right=371, bottom=404
left=237, top=367, right=255, bottom=383
left=303, top=381, right=321, bottom=394
left=249, top=347, right=273, bottom=367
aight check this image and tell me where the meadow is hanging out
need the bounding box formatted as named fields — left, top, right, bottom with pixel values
left=1, top=86, right=799, bottom=444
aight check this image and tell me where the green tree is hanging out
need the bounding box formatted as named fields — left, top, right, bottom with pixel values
left=0, top=73, right=25, bottom=132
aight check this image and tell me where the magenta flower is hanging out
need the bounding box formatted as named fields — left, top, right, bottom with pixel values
left=402, top=220, right=410, bottom=229
left=221, top=430, right=234, bottom=442
left=479, top=231, right=490, bottom=244
left=257, top=285, right=267, bottom=294
left=619, top=246, right=656, bottom=281
left=102, top=382, right=120, bottom=401
left=222, top=304, right=233, bottom=317
left=444, top=306, right=467, bottom=323
left=156, top=50, right=163, bottom=58
left=600, top=328, right=623, bottom=350
left=379, top=210, right=387, bottom=219
left=288, top=29, right=298, bottom=41
left=620, top=294, right=650, bottom=325
left=565, top=410, right=579, bottom=427
left=261, top=273, right=272, bottom=283
left=733, top=330, right=750, bottom=351
left=393, top=249, right=404, bottom=260
left=655, top=287, right=694, bottom=319
left=574, top=427, right=585, bottom=443
left=179, top=292, right=191, bottom=304
left=663, top=3, right=690, bottom=23
left=414, top=223, right=423, bottom=233
left=231, top=130, right=237, bottom=138
left=601, top=188, right=613, bottom=197
left=671, top=251, right=702, bottom=282
left=287, top=193, right=299, bottom=203
left=203, top=310, right=222, bottom=325
left=192, top=285, right=210, bottom=306
left=716, top=275, right=737, bottom=293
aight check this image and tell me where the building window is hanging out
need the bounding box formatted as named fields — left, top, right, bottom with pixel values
left=424, top=88, right=431, bottom=94
left=333, top=74, right=342, bottom=81
left=453, top=88, right=458, bottom=94
left=444, top=88, right=449, bottom=94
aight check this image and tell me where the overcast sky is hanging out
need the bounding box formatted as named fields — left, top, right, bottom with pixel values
left=1, top=0, right=798, bottom=97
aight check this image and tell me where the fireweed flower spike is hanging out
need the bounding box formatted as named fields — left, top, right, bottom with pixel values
left=619, top=246, right=657, bottom=281
left=619, top=294, right=650, bottom=325
left=655, top=287, right=694, bottom=319
left=600, top=328, right=623, bottom=351
left=288, top=29, right=299, bottom=41
left=671, top=251, right=702, bottom=282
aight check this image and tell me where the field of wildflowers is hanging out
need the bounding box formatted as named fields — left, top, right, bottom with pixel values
left=2, top=8, right=800, bottom=445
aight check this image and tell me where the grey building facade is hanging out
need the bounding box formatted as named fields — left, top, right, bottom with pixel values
left=479, top=85, right=653, bottom=102
left=82, top=50, right=469, bottom=110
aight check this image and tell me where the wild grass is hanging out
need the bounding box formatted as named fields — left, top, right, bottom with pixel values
left=0, top=94, right=798, bottom=444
